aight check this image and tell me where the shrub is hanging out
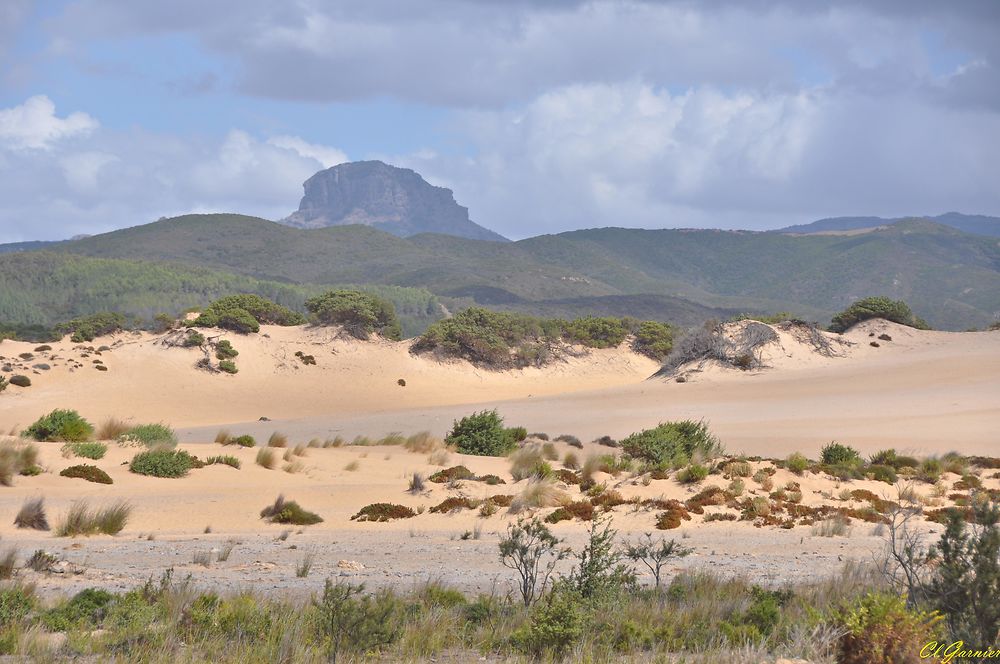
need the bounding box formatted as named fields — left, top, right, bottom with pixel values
left=509, top=478, right=570, bottom=513
left=260, top=495, right=323, bottom=525
left=58, top=312, right=126, bottom=342
left=255, top=448, right=277, bottom=469
left=786, top=452, right=810, bottom=475
left=620, top=420, right=722, bottom=466
left=446, top=410, right=517, bottom=456
left=97, top=417, right=131, bottom=440
left=14, top=497, right=49, bottom=530
left=63, top=441, right=107, bottom=460
left=868, top=464, right=898, bottom=484
left=218, top=360, right=238, bottom=374
left=205, top=455, right=240, bottom=469
left=829, top=296, right=930, bottom=333
left=565, top=516, right=636, bottom=599
left=412, top=307, right=549, bottom=368
left=313, top=580, right=403, bottom=662
left=22, top=409, right=94, bottom=442
left=555, top=434, right=582, bottom=448
left=55, top=500, right=130, bottom=536
left=563, top=452, right=580, bottom=470
left=192, top=294, right=305, bottom=334
left=267, top=432, right=288, bottom=448
left=8, top=375, right=30, bottom=387
left=623, top=534, right=691, bottom=589
left=304, top=289, right=402, bottom=340
left=511, top=585, right=585, bottom=658
left=631, top=320, right=674, bottom=360
left=561, top=316, right=628, bottom=348
left=676, top=463, right=709, bottom=484
left=60, top=464, right=113, bottom=484
left=182, top=330, right=205, bottom=347
left=234, top=434, right=255, bottom=447
left=499, top=517, right=568, bottom=606
left=129, top=448, right=195, bottom=478
left=118, top=423, right=177, bottom=448
left=42, top=588, right=115, bottom=631
left=821, top=441, right=861, bottom=466
left=832, top=592, right=941, bottom=664
left=351, top=503, right=416, bottom=522
left=214, top=340, right=238, bottom=360
left=511, top=447, right=554, bottom=482
left=428, top=465, right=475, bottom=483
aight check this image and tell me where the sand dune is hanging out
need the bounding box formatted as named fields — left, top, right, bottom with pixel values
left=1, top=320, right=997, bottom=457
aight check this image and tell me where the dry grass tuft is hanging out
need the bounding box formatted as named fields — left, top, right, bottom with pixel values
left=14, top=497, right=49, bottom=531
left=255, top=448, right=278, bottom=470
left=509, top=478, right=571, bottom=514
left=344, top=460, right=360, bottom=472
left=267, top=431, right=288, bottom=448
left=214, top=429, right=231, bottom=445
left=55, top=500, right=130, bottom=536
left=404, top=431, right=444, bottom=454
left=97, top=417, right=131, bottom=440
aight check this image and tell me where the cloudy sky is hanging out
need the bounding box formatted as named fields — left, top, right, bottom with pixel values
left=1, top=0, right=998, bottom=242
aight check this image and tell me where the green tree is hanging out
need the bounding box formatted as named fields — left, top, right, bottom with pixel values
left=304, top=289, right=402, bottom=340
left=829, top=296, right=930, bottom=333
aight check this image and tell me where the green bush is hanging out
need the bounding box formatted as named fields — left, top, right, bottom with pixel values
left=118, top=423, right=177, bottom=448
left=260, top=495, right=323, bottom=525
left=820, top=442, right=861, bottom=466
left=129, top=449, right=195, bottom=478
left=511, top=585, right=585, bottom=658
left=832, top=592, right=941, bottom=664
left=218, top=360, right=238, bottom=374
left=786, top=452, right=810, bottom=475
left=63, top=442, right=107, bottom=460
left=0, top=584, right=33, bottom=629
left=58, top=312, right=126, bottom=342
left=446, top=410, right=517, bottom=456
left=192, top=294, right=305, bottom=334
left=8, top=375, right=30, bottom=387
left=868, top=464, right=898, bottom=484
left=23, top=409, right=94, bottom=442
left=214, top=340, right=238, bottom=360
left=182, top=330, right=205, bottom=347
left=675, top=463, right=709, bottom=484
left=304, top=289, right=402, bottom=340
left=829, top=296, right=930, bottom=333
left=632, top=320, right=674, bottom=360
left=233, top=435, right=255, bottom=447
left=60, top=464, right=113, bottom=484
left=620, top=420, right=722, bottom=467
left=42, top=588, right=114, bottom=631
left=561, top=316, right=628, bottom=348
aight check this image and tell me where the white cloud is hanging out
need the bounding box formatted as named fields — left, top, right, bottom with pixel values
left=0, top=96, right=98, bottom=150
left=59, top=151, right=119, bottom=193
left=266, top=135, right=348, bottom=168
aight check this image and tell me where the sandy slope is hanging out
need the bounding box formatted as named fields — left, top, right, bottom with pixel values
left=1, top=320, right=997, bottom=457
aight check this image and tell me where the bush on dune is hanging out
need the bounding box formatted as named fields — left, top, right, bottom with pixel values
left=620, top=420, right=723, bottom=467
left=60, top=464, right=113, bottom=484
left=63, top=441, right=107, bottom=460
left=57, top=312, right=126, bottom=343
left=129, top=448, right=195, bottom=478
left=829, top=296, right=930, bottom=333
left=23, top=409, right=94, bottom=442
left=117, top=423, right=177, bottom=448
left=445, top=410, right=519, bottom=457
left=260, top=495, right=323, bottom=525
left=191, top=294, right=305, bottom=334
left=304, top=289, right=402, bottom=340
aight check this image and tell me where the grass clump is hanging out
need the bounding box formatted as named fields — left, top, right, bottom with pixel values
left=233, top=434, right=255, bottom=447
left=255, top=448, right=277, bottom=469
left=14, top=497, right=49, bottom=530
left=117, top=423, right=177, bottom=448
left=620, top=420, right=722, bottom=467
left=351, top=503, right=416, bottom=522
left=510, top=447, right=554, bottom=482
left=267, top=431, right=288, bottom=448
left=509, top=478, right=570, bottom=514
left=62, top=441, right=107, bottom=460
left=786, top=452, right=810, bottom=475
left=205, top=455, right=241, bottom=469
left=22, top=409, right=94, bottom=442
left=260, top=495, right=323, bottom=525
left=129, top=448, right=195, bottom=478
left=446, top=409, right=519, bottom=457
left=60, top=464, right=113, bottom=484
left=0, top=441, right=40, bottom=485
left=55, top=500, right=130, bottom=536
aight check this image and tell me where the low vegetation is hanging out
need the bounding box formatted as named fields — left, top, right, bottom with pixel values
left=445, top=409, right=521, bottom=456
left=259, top=495, right=323, bottom=525
left=117, top=423, right=177, bottom=448
left=14, top=497, right=49, bottom=530
left=55, top=500, right=131, bottom=536
left=129, top=448, right=196, bottom=478
left=351, top=503, right=416, bottom=522
left=829, top=295, right=930, bottom=333
left=62, top=441, right=107, bottom=460
left=190, top=294, right=305, bottom=334
left=22, top=409, right=94, bottom=442
left=59, top=464, right=113, bottom=484
left=619, top=420, right=723, bottom=468
left=0, top=441, right=40, bottom=485
left=413, top=307, right=675, bottom=369
left=56, top=311, right=126, bottom=342
left=304, top=289, right=402, bottom=340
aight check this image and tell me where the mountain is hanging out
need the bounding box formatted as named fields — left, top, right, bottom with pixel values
left=0, top=240, right=63, bottom=254
left=776, top=212, right=1000, bottom=237
left=43, top=213, right=1000, bottom=331
left=281, top=160, right=508, bottom=242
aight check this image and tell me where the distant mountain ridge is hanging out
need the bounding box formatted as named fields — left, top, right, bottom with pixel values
left=16, top=213, right=997, bottom=331
left=281, top=160, right=508, bottom=242
left=775, top=212, right=1000, bottom=237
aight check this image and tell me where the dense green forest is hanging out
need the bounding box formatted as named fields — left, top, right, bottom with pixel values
left=0, top=252, right=442, bottom=338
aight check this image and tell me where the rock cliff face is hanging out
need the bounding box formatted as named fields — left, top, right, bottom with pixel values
left=282, top=161, right=507, bottom=241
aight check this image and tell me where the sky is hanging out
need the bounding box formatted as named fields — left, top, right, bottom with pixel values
left=1, top=0, right=998, bottom=242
